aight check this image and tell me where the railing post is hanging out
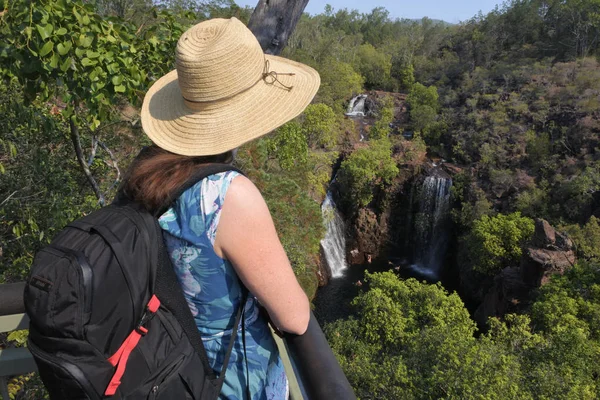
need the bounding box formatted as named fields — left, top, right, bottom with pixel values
left=0, top=282, right=26, bottom=316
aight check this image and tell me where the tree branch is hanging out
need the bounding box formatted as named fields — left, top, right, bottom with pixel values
left=88, top=135, right=98, bottom=167
left=247, top=0, right=310, bottom=55
left=69, top=117, right=105, bottom=206
left=97, top=141, right=121, bottom=189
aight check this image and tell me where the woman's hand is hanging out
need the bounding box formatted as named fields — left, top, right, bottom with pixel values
left=214, top=175, right=310, bottom=335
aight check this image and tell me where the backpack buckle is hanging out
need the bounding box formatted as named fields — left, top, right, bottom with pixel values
left=135, top=295, right=161, bottom=336
left=135, top=310, right=156, bottom=336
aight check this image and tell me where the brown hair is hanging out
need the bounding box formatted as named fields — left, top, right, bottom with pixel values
left=120, top=145, right=234, bottom=215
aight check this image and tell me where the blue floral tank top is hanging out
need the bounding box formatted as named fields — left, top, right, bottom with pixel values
left=158, top=171, right=289, bottom=400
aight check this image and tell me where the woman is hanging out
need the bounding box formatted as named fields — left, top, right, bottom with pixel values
left=122, top=17, right=320, bottom=399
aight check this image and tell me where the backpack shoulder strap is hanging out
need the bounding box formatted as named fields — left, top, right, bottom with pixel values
left=154, top=233, right=248, bottom=385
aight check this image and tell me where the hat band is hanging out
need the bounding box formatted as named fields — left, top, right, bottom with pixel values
left=183, top=59, right=295, bottom=107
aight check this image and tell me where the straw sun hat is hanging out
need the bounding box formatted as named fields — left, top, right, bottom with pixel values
left=141, top=17, right=321, bottom=156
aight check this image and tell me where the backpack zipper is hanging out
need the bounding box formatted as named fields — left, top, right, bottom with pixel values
left=28, top=340, right=101, bottom=400
left=49, top=245, right=94, bottom=323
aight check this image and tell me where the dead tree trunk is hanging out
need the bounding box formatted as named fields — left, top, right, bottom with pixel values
left=247, top=0, right=310, bottom=55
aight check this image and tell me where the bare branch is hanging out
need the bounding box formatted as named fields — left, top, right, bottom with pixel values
left=0, top=191, right=18, bottom=208
left=97, top=141, right=122, bottom=189
left=88, top=135, right=99, bottom=167
left=69, top=117, right=106, bottom=206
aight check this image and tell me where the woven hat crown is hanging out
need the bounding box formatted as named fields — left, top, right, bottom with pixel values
left=175, top=18, right=264, bottom=103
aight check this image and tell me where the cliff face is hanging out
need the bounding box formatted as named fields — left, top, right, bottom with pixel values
left=474, top=219, right=576, bottom=326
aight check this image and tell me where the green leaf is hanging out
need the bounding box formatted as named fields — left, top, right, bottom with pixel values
left=89, top=69, right=99, bottom=81
left=39, top=41, right=54, bottom=57
left=55, top=27, right=68, bottom=36
left=36, top=24, right=53, bottom=40
left=79, top=34, right=93, bottom=48
left=60, top=57, right=72, bottom=72
left=49, top=53, right=60, bottom=69
left=0, top=163, right=4, bottom=174
left=57, top=41, right=72, bottom=56
left=82, top=15, right=91, bottom=25
left=148, top=36, right=159, bottom=47
left=86, top=50, right=100, bottom=59
left=114, top=84, right=126, bottom=93
left=111, top=75, right=123, bottom=86
left=75, top=47, right=85, bottom=58
left=73, top=6, right=82, bottom=24
left=81, top=58, right=96, bottom=67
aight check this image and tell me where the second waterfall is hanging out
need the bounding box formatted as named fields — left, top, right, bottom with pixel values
left=321, top=192, right=348, bottom=278
left=407, top=171, right=453, bottom=281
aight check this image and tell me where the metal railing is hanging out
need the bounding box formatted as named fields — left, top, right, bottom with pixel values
left=0, top=283, right=355, bottom=400
left=0, top=282, right=38, bottom=400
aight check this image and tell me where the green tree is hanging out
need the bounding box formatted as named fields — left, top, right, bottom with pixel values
left=301, top=103, right=338, bottom=149
left=315, top=58, right=364, bottom=111
left=338, top=138, right=399, bottom=208
left=352, top=43, right=393, bottom=90
left=0, top=0, right=185, bottom=204
left=266, top=121, right=308, bottom=171
left=369, top=96, right=394, bottom=140
left=462, top=212, right=535, bottom=276
left=327, top=272, right=524, bottom=399
left=406, top=82, right=440, bottom=143
left=563, top=216, right=600, bottom=261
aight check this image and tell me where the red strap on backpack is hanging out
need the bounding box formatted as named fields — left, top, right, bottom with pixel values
left=104, top=295, right=161, bottom=396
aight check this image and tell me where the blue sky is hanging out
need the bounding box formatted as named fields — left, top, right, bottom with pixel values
left=234, top=0, right=504, bottom=23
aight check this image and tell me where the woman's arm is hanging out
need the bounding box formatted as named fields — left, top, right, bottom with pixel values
left=213, top=175, right=310, bottom=335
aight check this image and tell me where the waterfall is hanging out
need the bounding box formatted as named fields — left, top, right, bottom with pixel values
left=409, top=173, right=452, bottom=280
left=345, top=94, right=367, bottom=117
left=321, top=192, right=348, bottom=278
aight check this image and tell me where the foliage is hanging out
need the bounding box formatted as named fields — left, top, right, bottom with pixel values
left=327, top=272, right=517, bottom=399
left=314, top=58, right=364, bottom=112
left=338, top=138, right=399, bottom=208
left=0, top=0, right=177, bottom=125
left=555, top=163, right=600, bottom=223
left=301, top=103, right=338, bottom=149
left=462, top=212, right=535, bottom=276
left=329, top=265, right=600, bottom=399
left=235, top=144, right=325, bottom=298
left=406, top=82, right=442, bottom=146
left=0, top=0, right=187, bottom=205
left=265, top=121, right=308, bottom=171
left=515, top=182, right=553, bottom=220
left=563, top=217, right=600, bottom=261
left=0, top=85, right=100, bottom=282
left=352, top=43, right=393, bottom=90
left=368, top=96, right=394, bottom=140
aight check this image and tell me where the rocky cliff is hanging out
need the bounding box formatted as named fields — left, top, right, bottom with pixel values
left=474, top=219, right=576, bottom=326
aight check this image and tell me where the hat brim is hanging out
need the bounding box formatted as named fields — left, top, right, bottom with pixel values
left=141, top=55, right=320, bottom=156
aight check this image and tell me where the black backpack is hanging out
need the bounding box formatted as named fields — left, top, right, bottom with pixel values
left=24, top=164, right=246, bottom=399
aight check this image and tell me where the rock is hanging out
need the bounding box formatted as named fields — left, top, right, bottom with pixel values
left=349, top=248, right=364, bottom=265
left=351, top=208, right=388, bottom=262
left=318, top=245, right=331, bottom=286
left=442, top=163, right=463, bottom=176
left=531, top=219, right=557, bottom=248
left=531, top=219, right=574, bottom=250
left=520, top=247, right=576, bottom=287
left=521, top=219, right=575, bottom=287
left=474, top=267, right=529, bottom=326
